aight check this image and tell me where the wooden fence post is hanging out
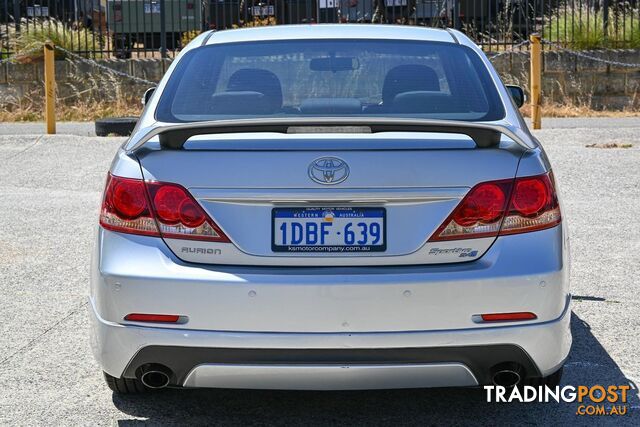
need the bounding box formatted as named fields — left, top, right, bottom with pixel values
left=44, top=40, right=56, bottom=135
left=530, top=34, right=542, bottom=130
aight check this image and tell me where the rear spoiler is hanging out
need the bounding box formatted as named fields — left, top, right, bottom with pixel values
left=125, top=118, right=535, bottom=152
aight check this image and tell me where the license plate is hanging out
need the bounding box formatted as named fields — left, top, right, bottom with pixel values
left=272, top=207, right=386, bottom=253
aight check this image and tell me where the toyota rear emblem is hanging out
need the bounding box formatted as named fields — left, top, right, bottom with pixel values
left=308, top=157, right=350, bottom=185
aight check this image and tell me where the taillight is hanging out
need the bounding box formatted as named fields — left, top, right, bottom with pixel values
left=100, top=174, right=230, bottom=242
left=145, top=181, right=229, bottom=241
left=500, top=174, right=561, bottom=235
left=100, top=175, right=159, bottom=236
left=429, top=173, right=561, bottom=242
left=429, top=179, right=512, bottom=241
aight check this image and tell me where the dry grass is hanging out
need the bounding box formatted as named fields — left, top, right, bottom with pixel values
left=0, top=98, right=141, bottom=122
left=520, top=103, right=640, bottom=118
left=58, top=99, right=141, bottom=121
left=0, top=61, right=144, bottom=122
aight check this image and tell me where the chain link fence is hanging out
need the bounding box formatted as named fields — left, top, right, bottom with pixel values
left=53, top=45, right=157, bottom=84
left=542, top=38, right=640, bottom=67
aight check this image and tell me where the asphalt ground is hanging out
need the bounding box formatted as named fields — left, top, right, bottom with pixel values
left=0, top=118, right=638, bottom=425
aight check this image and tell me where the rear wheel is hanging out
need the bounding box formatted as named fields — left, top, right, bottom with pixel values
left=103, top=372, right=148, bottom=394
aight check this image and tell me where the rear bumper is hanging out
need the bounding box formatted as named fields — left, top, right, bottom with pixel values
left=89, top=295, right=571, bottom=389
left=91, top=225, right=570, bottom=333
left=90, top=223, right=571, bottom=389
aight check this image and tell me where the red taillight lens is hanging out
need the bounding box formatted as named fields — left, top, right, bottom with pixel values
left=511, top=178, right=547, bottom=216
left=501, top=173, right=561, bottom=235
left=153, top=185, right=187, bottom=225
left=452, top=183, right=507, bottom=227
left=100, top=174, right=230, bottom=242
left=179, top=199, right=206, bottom=228
left=146, top=181, right=229, bottom=242
left=429, top=173, right=561, bottom=242
left=100, top=175, right=160, bottom=236
left=429, top=180, right=512, bottom=241
left=112, top=179, right=147, bottom=219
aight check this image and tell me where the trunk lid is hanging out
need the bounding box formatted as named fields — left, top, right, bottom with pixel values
left=136, top=132, right=523, bottom=266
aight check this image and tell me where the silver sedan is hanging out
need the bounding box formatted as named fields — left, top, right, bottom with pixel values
left=90, top=24, right=570, bottom=393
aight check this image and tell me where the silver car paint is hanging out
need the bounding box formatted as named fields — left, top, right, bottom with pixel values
left=92, top=225, right=568, bottom=333
left=91, top=25, right=570, bottom=389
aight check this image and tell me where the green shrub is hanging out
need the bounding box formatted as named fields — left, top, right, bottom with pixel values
left=6, top=19, right=104, bottom=62
left=545, top=4, right=640, bottom=49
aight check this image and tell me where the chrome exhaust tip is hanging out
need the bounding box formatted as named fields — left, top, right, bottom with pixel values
left=491, top=362, right=524, bottom=387
left=138, top=364, right=172, bottom=389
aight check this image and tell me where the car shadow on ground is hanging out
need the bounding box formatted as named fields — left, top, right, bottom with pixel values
left=112, top=313, right=638, bottom=425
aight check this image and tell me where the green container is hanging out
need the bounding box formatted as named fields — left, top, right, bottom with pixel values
left=107, top=0, right=202, bottom=35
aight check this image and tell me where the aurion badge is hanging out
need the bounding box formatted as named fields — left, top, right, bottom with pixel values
left=308, top=157, right=350, bottom=185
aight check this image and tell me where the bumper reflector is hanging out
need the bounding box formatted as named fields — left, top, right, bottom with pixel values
left=124, top=313, right=183, bottom=323
left=478, top=312, right=537, bottom=322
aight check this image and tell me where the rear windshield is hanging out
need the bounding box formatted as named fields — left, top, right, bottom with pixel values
left=156, top=39, right=505, bottom=123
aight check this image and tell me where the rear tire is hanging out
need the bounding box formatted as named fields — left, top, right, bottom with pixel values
left=523, top=366, right=563, bottom=387
left=103, top=372, right=149, bottom=394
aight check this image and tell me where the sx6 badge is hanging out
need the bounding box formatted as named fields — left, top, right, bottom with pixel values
left=428, top=247, right=479, bottom=258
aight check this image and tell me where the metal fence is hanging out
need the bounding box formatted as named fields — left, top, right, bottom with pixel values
left=1, top=0, right=639, bottom=59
